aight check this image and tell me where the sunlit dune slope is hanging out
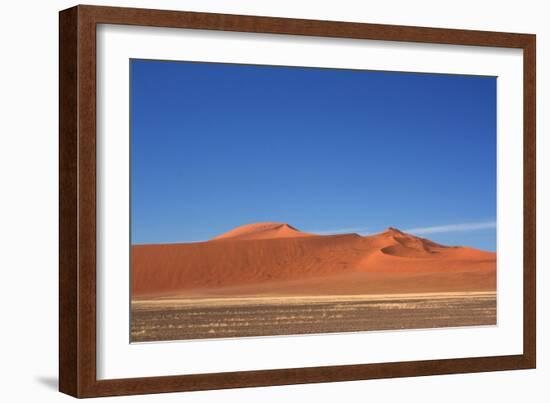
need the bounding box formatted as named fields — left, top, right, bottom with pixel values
left=132, top=224, right=496, bottom=297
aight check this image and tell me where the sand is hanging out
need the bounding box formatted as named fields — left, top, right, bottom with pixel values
left=211, top=222, right=314, bottom=240
left=132, top=224, right=496, bottom=298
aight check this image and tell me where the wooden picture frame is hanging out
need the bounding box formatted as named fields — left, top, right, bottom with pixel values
left=59, top=4, right=536, bottom=398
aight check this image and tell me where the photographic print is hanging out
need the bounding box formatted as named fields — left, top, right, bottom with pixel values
left=130, top=59, right=497, bottom=343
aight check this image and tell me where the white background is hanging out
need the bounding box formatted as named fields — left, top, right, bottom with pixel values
left=97, top=25, right=524, bottom=379
left=0, top=0, right=546, bottom=402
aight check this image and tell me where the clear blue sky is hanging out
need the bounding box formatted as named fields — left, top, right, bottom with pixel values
left=131, top=59, right=496, bottom=251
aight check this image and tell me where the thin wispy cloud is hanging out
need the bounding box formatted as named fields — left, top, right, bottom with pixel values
left=404, top=221, right=496, bottom=235
left=309, top=226, right=370, bottom=236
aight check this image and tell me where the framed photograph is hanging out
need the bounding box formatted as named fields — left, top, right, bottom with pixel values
left=59, top=5, right=536, bottom=397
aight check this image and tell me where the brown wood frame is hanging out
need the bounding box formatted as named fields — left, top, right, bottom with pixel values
left=59, top=4, right=536, bottom=398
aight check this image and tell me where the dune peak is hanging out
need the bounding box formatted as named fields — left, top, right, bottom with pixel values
left=212, top=222, right=313, bottom=241
left=385, top=227, right=405, bottom=235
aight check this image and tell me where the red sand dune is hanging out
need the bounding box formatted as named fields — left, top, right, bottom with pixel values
left=132, top=224, right=496, bottom=298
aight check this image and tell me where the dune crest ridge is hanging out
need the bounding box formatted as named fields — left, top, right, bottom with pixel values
left=212, top=222, right=314, bottom=241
